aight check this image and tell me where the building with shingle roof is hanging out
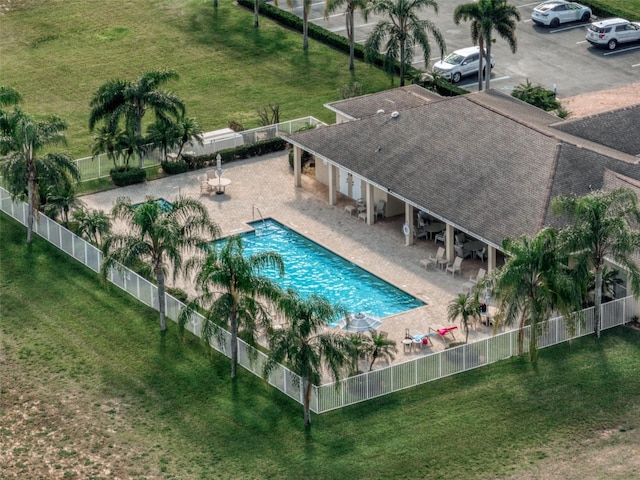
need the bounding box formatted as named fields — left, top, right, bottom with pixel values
left=282, top=86, right=640, bottom=271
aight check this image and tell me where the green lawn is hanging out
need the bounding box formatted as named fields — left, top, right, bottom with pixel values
left=2, top=212, right=640, bottom=479
left=0, top=0, right=392, bottom=158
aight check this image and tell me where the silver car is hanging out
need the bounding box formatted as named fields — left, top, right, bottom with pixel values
left=432, top=46, right=495, bottom=84
left=531, top=1, right=592, bottom=28
left=586, top=18, right=640, bottom=50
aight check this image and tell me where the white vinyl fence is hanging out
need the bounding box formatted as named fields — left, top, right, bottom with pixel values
left=74, top=117, right=324, bottom=181
left=2, top=185, right=637, bottom=414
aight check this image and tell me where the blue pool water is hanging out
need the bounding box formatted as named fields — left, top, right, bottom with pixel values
left=216, top=219, right=424, bottom=319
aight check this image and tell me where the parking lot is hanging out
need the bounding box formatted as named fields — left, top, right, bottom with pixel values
left=270, top=0, right=640, bottom=97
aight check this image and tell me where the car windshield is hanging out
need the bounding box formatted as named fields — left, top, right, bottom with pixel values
left=443, top=53, right=465, bottom=65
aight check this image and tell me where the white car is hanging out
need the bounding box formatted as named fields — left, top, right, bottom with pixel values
left=531, top=1, right=591, bottom=28
left=432, top=46, right=495, bottom=84
left=586, top=18, right=640, bottom=50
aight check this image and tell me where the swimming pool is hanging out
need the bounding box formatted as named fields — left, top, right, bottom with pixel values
left=216, top=219, right=424, bottom=319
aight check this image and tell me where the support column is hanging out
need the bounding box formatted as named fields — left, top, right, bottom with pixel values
left=293, top=146, right=302, bottom=187
left=445, top=224, right=455, bottom=262
left=327, top=163, right=337, bottom=206
left=365, top=183, right=374, bottom=225
left=487, top=245, right=497, bottom=273
left=405, top=203, right=415, bottom=246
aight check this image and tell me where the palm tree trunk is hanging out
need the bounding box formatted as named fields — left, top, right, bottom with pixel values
left=155, top=266, right=167, bottom=332
left=477, top=36, right=484, bottom=92
left=484, top=37, right=492, bottom=91
left=230, top=311, right=238, bottom=379
left=136, top=117, right=144, bottom=169
left=303, top=6, right=309, bottom=51
left=254, top=0, right=259, bottom=28
left=348, top=10, right=355, bottom=72
left=594, top=266, right=603, bottom=338
left=303, top=377, right=312, bottom=426
left=26, top=179, right=35, bottom=244
left=399, top=43, right=405, bottom=87
left=517, top=310, right=526, bottom=356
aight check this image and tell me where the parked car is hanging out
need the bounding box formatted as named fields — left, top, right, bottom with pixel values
left=531, top=1, right=591, bottom=27
left=432, top=46, right=495, bottom=84
left=586, top=18, right=640, bottom=50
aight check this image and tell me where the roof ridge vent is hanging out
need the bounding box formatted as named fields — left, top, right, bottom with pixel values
left=391, top=111, right=399, bottom=118
left=377, top=109, right=385, bottom=114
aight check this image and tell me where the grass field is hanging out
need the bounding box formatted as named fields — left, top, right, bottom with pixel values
left=0, top=0, right=392, bottom=158
left=2, top=212, right=640, bottom=479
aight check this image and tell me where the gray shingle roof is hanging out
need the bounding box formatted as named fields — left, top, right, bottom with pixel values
left=284, top=90, right=640, bottom=249
left=551, top=104, right=640, bottom=156
left=324, top=85, right=443, bottom=120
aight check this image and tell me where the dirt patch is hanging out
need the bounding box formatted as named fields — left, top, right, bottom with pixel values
left=559, top=83, right=640, bottom=119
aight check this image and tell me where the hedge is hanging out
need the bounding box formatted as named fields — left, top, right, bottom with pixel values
left=182, top=136, right=288, bottom=170
left=161, top=160, right=189, bottom=175
left=110, top=167, right=146, bottom=186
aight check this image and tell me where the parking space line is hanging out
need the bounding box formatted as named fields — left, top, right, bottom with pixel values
left=633, top=63, right=640, bottom=68
left=309, top=13, right=342, bottom=22
left=550, top=23, right=591, bottom=33
left=603, top=45, right=640, bottom=56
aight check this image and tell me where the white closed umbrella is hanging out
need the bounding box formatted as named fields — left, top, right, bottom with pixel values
left=340, top=312, right=382, bottom=333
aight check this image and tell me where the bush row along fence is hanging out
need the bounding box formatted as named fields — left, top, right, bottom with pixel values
left=2, top=185, right=638, bottom=414
left=73, top=117, right=324, bottom=182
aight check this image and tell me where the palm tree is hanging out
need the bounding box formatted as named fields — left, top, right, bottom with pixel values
left=146, top=117, right=180, bottom=162
left=88, top=70, right=185, bottom=168
left=453, top=1, right=487, bottom=91
left=0, top=108, right=80, bottom=243
left=253, top=0, right=260, bottom=28
left=102, top=196, right=219, bottom=333
left=473, top=0, right=520, bottom=91
left=180, top=235, right=285, bottom=379
left=44, top=180, right=83, bottom=228
left=364, top=0, right=446, bottom=86
left=264, top=288, right=351, bottom=426
left=72, top=207, right=111, bottom=247
left=447, top=292, right=480, bottom=343
left=493, top=228, right=580, bottom=361
left=367, top=331, right=397, bottom=371
left=325, top=0, right=369, bottom=71
left=347, top=333, right=371, bottom=375
left=174, top=115, right=204, bottom=160
left=551, top=188, right=640, bottom=338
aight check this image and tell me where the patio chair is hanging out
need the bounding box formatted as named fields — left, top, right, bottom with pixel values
left=463, top=268, right=486, bottom=293
left=374, top=200, right=386, bottom=221
left=446, top=256, right=463, bottom=277
left=206, top=170, right=217, bottom=180
left=475, top=247, right=487, bottom=262
left=434, top=231, right=446, bottom=244
left=420, top=247, right=445, bottom=270
left=199, top=175, right=212, bottom=195
left=454, top=244, right=472, bottom=259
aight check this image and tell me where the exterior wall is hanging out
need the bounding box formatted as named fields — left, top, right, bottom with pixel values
left=315, top=157, right=329, bottom=185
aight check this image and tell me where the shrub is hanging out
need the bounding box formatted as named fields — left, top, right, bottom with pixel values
left=185, top=137, right=288, bottom=170
left=511, top=80, right=561, bottom=112
left=161, top=160, right=189, bottom=175
left=228, top=120, right=244, bottom=132
left=166, top=287, right=188, bottom=303
left=110, top=166, right=146, bottom=186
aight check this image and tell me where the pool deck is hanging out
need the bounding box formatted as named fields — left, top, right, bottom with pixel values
left=80, top=152, right=498, bottom=365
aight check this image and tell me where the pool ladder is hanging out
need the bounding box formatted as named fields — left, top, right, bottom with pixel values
left=252, top=205, right=268, bottom=235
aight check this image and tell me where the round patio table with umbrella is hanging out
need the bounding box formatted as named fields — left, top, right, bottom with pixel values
left=339, top=312, right=382, bottom=333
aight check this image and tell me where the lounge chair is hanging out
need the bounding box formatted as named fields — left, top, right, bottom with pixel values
left=446, top=256, right=463, bottom=277
left=429, top=325, right=458, bottom=343
left=420, top=247, right=445, bottom=270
